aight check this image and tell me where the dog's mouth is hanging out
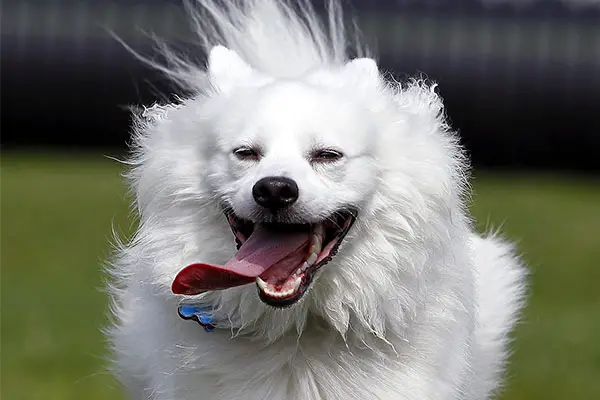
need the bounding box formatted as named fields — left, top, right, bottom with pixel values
left=172, top=209, right=357, bottom=307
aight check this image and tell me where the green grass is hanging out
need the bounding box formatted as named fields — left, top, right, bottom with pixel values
left=470, top=173, right=600, bottom=400
left=2, top=154, right=599, bottom=399
left=1, top=154, right=130, bottom=400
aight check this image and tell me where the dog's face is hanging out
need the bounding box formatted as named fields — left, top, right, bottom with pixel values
left=207, top=78, right=379, bottom=224
left=178, top=47, right=384, bottom=307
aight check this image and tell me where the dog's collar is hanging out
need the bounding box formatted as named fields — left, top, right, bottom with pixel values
left=177, top=304, right=216, bottom=332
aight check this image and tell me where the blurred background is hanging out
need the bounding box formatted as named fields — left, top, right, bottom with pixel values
left=1, top=0, right=599, bottom=399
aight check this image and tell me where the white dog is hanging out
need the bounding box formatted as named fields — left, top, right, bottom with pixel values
left=107, top=1, right=526, bottom=399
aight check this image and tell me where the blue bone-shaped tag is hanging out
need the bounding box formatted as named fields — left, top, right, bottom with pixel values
left=177, top=304, right=215, bottom=332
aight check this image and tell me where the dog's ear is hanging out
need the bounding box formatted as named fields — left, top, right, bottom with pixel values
left=341, top=58, right=380, bottom=87
left=207, top=45, right=253, bottom=93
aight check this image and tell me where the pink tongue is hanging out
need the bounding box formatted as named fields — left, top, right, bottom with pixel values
left=172, top=226, right=309, bottom=295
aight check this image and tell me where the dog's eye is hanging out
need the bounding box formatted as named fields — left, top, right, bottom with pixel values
left=233, top=146, right=260, bottom=161
left=311, top=149, right=344, bottom=163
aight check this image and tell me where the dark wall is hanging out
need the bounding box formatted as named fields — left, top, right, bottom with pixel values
left=2, top=1, right=599, bottom=171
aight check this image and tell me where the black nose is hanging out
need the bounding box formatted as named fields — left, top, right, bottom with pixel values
left=252, top=176, right=299, bottom=210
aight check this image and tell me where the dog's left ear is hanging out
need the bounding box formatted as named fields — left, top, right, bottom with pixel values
left=341, top=58, right=380, bottom=86
left=207, top=45, right=254, bottom=93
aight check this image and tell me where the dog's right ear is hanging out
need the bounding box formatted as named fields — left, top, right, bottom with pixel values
left=340, top=58, right=380, bottom=89
left=207, top=46, right=253, bottom=94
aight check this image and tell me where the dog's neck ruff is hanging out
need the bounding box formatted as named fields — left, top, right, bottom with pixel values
left=178, top=304, right=217, bottom=332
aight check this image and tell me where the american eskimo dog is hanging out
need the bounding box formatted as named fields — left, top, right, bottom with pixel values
left=107, top=1, right=526, bottom=398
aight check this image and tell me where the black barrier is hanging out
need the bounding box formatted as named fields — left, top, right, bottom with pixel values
left=1, top=0, right=599, bottom=171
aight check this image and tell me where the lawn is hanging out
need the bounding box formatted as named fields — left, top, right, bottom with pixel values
left=2, top=154, right=599, bottom=399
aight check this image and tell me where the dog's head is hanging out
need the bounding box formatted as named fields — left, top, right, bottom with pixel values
left=129, top=46, right=468, bottom=336
left=165, top=47, right=383, bottom=307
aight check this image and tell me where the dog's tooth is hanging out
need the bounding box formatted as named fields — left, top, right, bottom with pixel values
left=256, top=277, right=268, bottom=291
left=310, top=235, right=322, bottom=253
left=306, top=252, right=318, bottom=266
left=313, top=224, right=325, bottom=239
left=301, top=261, right=309, bottom=272
left=308, top=225, right=324, bottom=256
left=291, top=276, right=302, bottom=291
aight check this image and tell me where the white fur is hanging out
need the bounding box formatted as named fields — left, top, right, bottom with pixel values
left=106, top=1, right=527, bottom=399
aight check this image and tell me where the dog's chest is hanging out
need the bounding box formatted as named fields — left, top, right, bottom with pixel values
left=175, top=330, right=402, bottom=400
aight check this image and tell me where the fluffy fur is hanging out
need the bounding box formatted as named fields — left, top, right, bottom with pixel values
left=107, top=1, right=527, bottom=398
